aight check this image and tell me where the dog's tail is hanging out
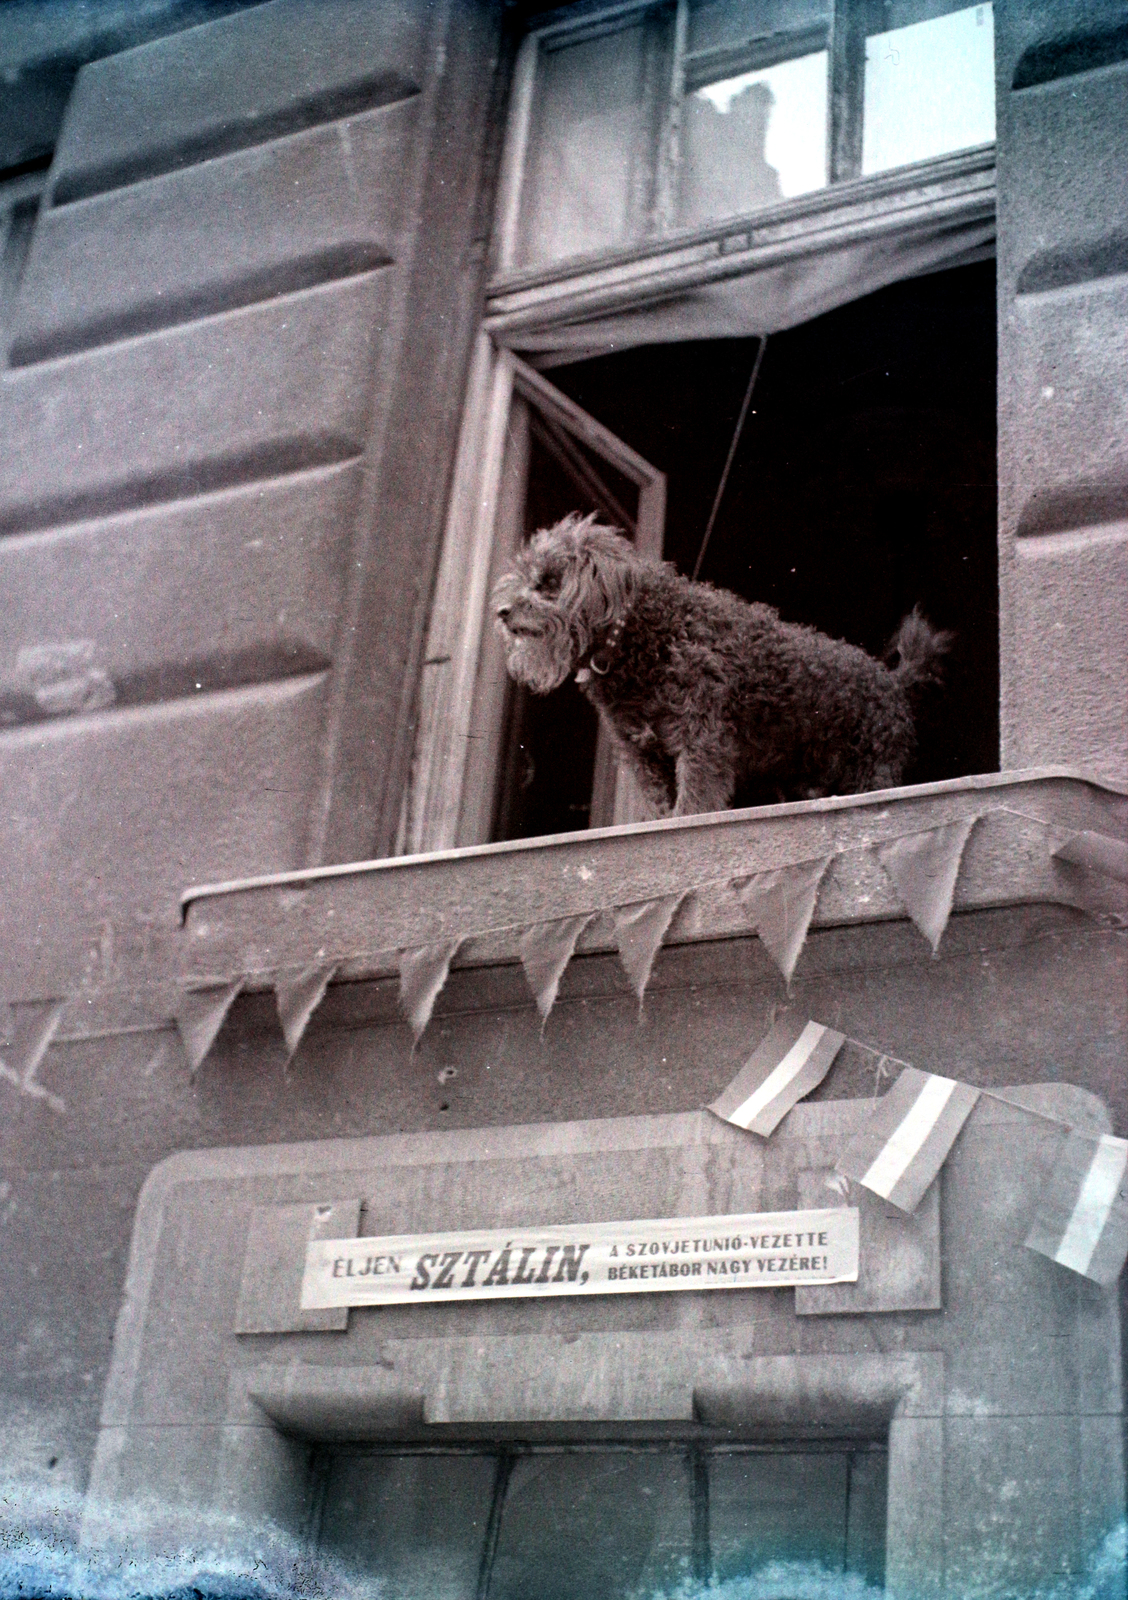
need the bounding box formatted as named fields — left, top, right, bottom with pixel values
left=886, top=606, right=953, bottom=692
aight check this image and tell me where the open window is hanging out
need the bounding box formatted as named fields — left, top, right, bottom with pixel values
left=480, top=359, right=667, bottom=841
left=403, top=0, right=998, bottom=855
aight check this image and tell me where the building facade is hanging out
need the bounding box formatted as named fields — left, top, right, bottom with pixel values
left=1, top=1, right=1126, bottom=1595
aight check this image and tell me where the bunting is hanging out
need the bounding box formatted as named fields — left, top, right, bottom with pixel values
left=43, top=804, right=1120, bottom=1072
left=613, top=894, right=687, bottom=1008
left=734, top=856, right=833, bottom=985
left=1025, top=1131, right=1128, bottom=1285
left=399, top=941, right=462, bottom=1045
left=0, top=999, right=66, bottom=1114
left=709, top=1014, right=845, bottom=1137
left=275, top=964, right=338, bottom=1062
left=875, top=817, right=977, bottom=954
left=175, top=980, right=244, bottom=1079
left=836, top=1067, right=980, bottom=1214
left=1051, top=829, right=1128, bottom=884
left=519, top=913, right=598, bottom=1025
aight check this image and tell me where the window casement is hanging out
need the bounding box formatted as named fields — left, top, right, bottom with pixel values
left=404, top=0, right=997, bottom=856
left=313, top=1437, right=888, bottom=1595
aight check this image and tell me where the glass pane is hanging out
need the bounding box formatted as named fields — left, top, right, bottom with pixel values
left=845, top=1450, right=889, bottom=1587
left=487, top=1451, right=694, bottom=1600
left=319, top=1453, right=496, bottom=1600
left=708, top=1450, right=851, bottom=1580
left=678, top=50, right=828, bottom=229
left=516, top=24, right=661, bottom=271
left=862, top=3, right=996, bottom=175
left=688, top=0, right=829, bottom=58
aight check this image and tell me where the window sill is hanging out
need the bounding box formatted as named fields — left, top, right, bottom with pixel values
left=180, top=767, right=1125, bottom=993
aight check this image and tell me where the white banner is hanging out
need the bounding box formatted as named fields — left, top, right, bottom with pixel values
left=301, top=1208, right=859, bottom=1309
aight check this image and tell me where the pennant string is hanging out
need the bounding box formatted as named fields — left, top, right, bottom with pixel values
left=399, top=940, right=462, bottom=1045
left=735, top=856, right=832, bottom=986
left=614, top=893, right=686, bottom=1010
left=176, top=980, right=244, bottom=1079
left=519, top=913, right=598, bottom=1029
left=275, top=963, right=338, bottom=1062
left=875, top=816, right=977, bottom=955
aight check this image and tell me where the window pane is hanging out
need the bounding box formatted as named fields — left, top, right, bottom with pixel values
left=708, top=1450, right=851, bottom=1579
left=487, top=1451, right=694, bottom=1600
left=845, top=1449, right=889, bottom=1587
left=688, top=0, right=829, bottom=58
left=862, top=3, right=996, bottom=175
left=678, top=50, right=828, bottom=228
left=319, top=1454, right=496, bottom=1600
left=516, top=24, right=662, bottom=271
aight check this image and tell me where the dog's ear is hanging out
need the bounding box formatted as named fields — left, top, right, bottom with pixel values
left=572, top=518, right=638, bottom=626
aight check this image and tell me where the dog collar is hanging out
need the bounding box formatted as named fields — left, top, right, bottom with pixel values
left=576, top=616, right=626, bottom=684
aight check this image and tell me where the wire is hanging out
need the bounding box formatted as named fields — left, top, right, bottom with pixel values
left=691, top=335, right=768, bottom=581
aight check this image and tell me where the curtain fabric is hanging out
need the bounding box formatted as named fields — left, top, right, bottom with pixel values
left=505, top=218, right=995, bottom=360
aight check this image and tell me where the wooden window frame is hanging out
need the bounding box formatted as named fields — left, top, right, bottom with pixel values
left=405, top=345, right=666, bottom=853
left=401, top=0, right=997, bottom=857
left=491, top=0, right=990, bottom=286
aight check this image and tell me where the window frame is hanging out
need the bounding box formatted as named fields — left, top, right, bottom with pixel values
left=490, top=0, right=993, bottom=284
left=312, top=1435, right=890, bottom=1592
left=401, top=0, right=998, bottom=857
left=404, top=345, right=666, bottom=853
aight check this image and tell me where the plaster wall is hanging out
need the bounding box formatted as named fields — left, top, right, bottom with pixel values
left=3, top=902, right=1124, bottom=1508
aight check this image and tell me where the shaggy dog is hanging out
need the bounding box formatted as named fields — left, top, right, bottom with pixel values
left=493, top=514, right=950, bottom=817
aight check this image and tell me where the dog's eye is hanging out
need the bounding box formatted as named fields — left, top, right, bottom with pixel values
left=538, top=573, right=561, bottom=596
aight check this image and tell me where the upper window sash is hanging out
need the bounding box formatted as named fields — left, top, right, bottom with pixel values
left=492, top=0, right=995, bottom=281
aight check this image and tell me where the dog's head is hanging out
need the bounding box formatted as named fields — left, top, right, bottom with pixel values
left=492, top=514, right=639, bottom=693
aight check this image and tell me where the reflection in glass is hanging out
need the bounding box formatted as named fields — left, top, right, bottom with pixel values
left=688, top=0, right=830, bottom=58
left=679, top=51, right=829, bottom=229
left=709, top=1449, right=850, bottom=1579
left=515, top=24, right=659, bottom=270
left=317, top=1453, right=496, bottom=1600
left=487, top=1450, right=693, bottom=1600
left=863, top=3, right=995, bottom=175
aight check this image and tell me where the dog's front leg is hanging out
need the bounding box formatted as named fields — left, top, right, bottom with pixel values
left=672, top=749, right=735, bottom=817
left=618, top=743, right=678, bottom=815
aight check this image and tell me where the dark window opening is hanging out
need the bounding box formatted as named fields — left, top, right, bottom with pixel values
left=492, top=258, right=997, bottom=841
left=314, top=1437, right=888, bottom=1598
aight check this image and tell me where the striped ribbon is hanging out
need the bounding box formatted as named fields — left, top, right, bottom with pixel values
left=836, top=1067, right=980, bottom=1214
left=709, top=1015, right=845, bottom=1138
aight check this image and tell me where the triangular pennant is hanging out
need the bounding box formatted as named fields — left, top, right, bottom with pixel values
left=0, top=999, right=66, bottom=1112
left=836, top=1066, right=980, bottom=1214
left=875, top=816, right=977, bottom=954
left=708, top=1014, right=846, bottom=1137
left=1025, top=1130, right=1128, bottom=1285
left=399, top=940, right=462, bottom=1044
left=176, top=979, right=244, bottom=1078
left=613, top=893, right=686, bottom=1008
left=519, top=913, right=597, bottom=1025
left=1051, top=829, right=1128, bottom=884
left=275, top=963, right=338, bottom=1061
left=734, top=856, right=832, bottom=984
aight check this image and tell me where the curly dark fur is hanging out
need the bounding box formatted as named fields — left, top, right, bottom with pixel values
left=493, top=515, right=951, bottom=817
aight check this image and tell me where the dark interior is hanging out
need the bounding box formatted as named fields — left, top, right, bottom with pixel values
left=494, top=258, right=998, bottom=841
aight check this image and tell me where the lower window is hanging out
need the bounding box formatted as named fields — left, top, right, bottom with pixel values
left=313, top=1439, right=887, bottom=1598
